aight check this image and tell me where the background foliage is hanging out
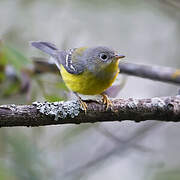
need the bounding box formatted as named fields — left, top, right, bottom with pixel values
left=0, top=0, right=180, bottom=179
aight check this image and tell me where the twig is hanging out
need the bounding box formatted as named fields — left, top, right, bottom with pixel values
left=119, top=62, right=180, bottom=85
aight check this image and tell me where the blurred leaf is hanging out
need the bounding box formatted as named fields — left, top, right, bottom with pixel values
left=2, top=81, right=21, bottom=97
left=1, top=44, right=30, bottom=74
left=55, top=81, right=68, bottom=91
left=154, top=169, right=180, bottom=180
left=0, top=164, right=15, bottom=180
left=0, top=42, right=6, bottom=83
left=0, top=72, right=5, bottom=83
left=0, top=57, right=7, bottom=66
left=44, top=94, right=64, bottom=102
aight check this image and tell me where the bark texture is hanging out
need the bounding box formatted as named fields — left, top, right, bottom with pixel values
left=0, top=95, right=180, bottom=127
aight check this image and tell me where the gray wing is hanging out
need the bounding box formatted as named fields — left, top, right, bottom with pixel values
left=31, top=41, right=84, bottom=74
left=58, top=48, right=85, bottom=74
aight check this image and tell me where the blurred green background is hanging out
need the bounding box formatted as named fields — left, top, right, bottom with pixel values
left=0, top=0, right=180, bottom=179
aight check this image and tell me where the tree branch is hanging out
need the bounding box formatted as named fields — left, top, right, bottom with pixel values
left=0, top=95, right=180, bottom=127
left=119, top=62, right=180, bottom=85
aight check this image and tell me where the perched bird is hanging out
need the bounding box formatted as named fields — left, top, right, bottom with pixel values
left=31, top=41, right=125, bottom=111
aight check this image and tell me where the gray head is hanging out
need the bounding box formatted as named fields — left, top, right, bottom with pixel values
left=81, top=46, right=125, bottom=73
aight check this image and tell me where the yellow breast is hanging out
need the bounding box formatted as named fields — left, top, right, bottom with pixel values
left=60, top=61, right=119, bottom=95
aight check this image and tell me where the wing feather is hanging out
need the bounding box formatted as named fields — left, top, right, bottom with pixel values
left=31, top=41, right=84, bottom=74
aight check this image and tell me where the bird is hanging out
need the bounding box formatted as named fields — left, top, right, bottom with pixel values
left=31, top=41, right=125, bottom=112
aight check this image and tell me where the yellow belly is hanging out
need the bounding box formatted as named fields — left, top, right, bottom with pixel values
left=60, top=62, right=119, bottom=95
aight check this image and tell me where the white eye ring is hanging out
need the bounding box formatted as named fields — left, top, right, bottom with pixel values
left=100, top=53, right=108, bottom=61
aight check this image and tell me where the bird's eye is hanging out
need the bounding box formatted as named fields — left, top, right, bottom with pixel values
left=100, top=53, right=108, bottom=61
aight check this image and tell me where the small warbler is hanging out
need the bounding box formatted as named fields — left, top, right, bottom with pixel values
left=31, top=41, right=125, bottom=111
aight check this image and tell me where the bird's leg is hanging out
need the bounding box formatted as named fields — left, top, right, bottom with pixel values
left=101, top=93, right=113, bottom=111
left=73, top=92, right=87, bottom=113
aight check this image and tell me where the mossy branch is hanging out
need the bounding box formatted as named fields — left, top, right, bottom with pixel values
left=0, top=95, right=180, bottom=127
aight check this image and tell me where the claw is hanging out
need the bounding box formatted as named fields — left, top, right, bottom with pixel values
left=79, top=98, right=87, bottom=113
left=73, top=92, right=88, bottom=113
left=101, top=93, right=113, bottom=110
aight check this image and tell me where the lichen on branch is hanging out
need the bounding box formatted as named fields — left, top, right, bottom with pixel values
left=0, top=95, right=180, bottom=127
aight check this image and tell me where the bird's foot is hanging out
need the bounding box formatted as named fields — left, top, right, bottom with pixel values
left=78, top=98, right=88, bottom=113
left=73, top=92, right=88, bottom=113
left=101, top=93, right=113, bottom=111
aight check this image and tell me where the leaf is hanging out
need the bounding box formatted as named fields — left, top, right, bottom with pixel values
left=0, top=164, right=15, bottom=180
left=1, top=44, right=30, bottom=74
left=0, top=42, right=6, bottom=83
left=0, top=71, right=5, bottom=83
left=154, top=169, right=180, bottom=180
left=2, top=81, right=21, bottom=97
left=55, top=81, right=68, bottom=91
left=44, top=94, right=64, bottom=102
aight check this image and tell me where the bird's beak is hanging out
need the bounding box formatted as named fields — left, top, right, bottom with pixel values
left=114, top=54, right=125, bottom=60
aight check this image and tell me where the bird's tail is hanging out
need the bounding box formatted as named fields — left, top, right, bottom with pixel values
left=31, top=41, right=63, bottom=70
left=31, top=41, right=58, bottom=57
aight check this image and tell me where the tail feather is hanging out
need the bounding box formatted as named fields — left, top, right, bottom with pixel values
left=31, top=41, right=58, bottom=57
